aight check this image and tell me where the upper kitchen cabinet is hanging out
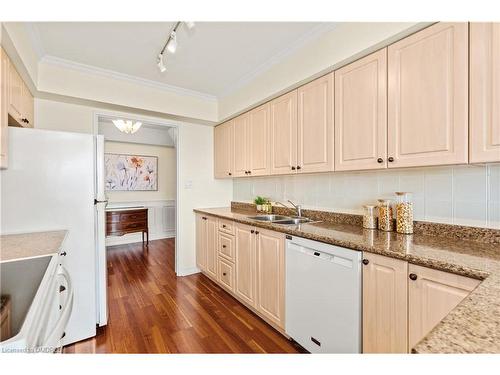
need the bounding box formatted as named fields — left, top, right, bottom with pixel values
left=233, top=112, right=250, bottom=177
left=470, top=23, right=500, bottom=163
left=5, top=51, right=34, bottom=129
left=270, top=90, right=298, bottom=175
left=230, top=103, right=271, bottom=178
left=335, top=49, right=387, bottom=171
left=248, top=103, right=271, bottom=176
left=1, top=48, right=8, bottom=169
left=214, top=120, right=234, bottom=178
left=297, top=73, right=334, bottom=173
left=387, top=22, right=468, bottom=168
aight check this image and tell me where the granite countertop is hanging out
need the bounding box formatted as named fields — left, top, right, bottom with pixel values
left=194, top=207, right=500, bottom=354
left=0, top=230, right=68, bottom=263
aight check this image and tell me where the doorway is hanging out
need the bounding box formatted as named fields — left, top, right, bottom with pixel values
left=93, top=111, right=178, bottom=326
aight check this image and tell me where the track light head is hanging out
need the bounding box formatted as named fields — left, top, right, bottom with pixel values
left=166, top=31, right=177, bottom=53
left=157, top=54, right=166, bottom=73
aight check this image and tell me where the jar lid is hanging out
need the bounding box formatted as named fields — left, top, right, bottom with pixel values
left=377, top=199, right=392, bottom=204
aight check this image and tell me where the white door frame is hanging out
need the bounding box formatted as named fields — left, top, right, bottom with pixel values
left=92, top=109, right=181, bottom=274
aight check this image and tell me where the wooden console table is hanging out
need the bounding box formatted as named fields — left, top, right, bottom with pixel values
left=106, top=208, right=149, bottom=244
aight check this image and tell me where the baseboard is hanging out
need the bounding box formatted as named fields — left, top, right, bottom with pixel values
left=177, top=267, right=200, bottom=277
left=106, top=231, right=175, bottom=246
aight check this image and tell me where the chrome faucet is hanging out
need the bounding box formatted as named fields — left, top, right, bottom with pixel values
left=287, top=200, right=302, bottom=218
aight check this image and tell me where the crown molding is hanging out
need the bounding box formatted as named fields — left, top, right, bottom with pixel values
left=24, top=23, right=45, bottom=60
left=39, top=54, right=218, bottom=102
left=218, top=22, right=338, bottom=98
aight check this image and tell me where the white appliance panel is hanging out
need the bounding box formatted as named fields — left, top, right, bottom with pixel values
left=1, top=127, right=97, bottom=345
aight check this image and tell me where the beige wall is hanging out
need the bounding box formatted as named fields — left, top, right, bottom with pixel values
left=218, top=22, right=426, bottom=119
left=104, top=141, right=176, bottom=203
left=35, top=98, right=95, bottom=133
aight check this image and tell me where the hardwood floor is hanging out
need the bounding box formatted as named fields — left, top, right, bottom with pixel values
left=64, top=238, right=303, bottom=353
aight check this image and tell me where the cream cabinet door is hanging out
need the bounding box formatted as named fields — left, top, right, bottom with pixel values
left=270, top=90, right=298, bottom=175
left=335, top=49, right=387, bottom=171
left=214, top=120, right=234, bottom=178
left=362, top=252, right=408, bottom=353
left=8, top=58, right=23, bottom=124
left=408, top=264, right=480, bottom=350
left=21, top=82, right=34, bottom=128
left=248, top=103, right=271, bottom=176
left=1, top=48, right=8, bottom=169
left=255, top=228, right=285, bottom=328
left=205, top=216, right=218, bottom=279
left=234, top=223, right=257, bottom=307
left=195, top=214, right=207, bottom=271
left=233, top=113, right=250, bottom=177
left=297, top=73, right=334, bottom=173
left=470, top=23, right=500, bottom=163
left=388, top=22, right=468, bottom=168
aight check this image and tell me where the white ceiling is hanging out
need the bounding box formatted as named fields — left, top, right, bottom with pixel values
left=29, top=22, right=335, bottom=98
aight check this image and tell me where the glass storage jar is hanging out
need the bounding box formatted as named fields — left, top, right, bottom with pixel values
left=395, top=192, right=414, bottom=234
left=362, top=205, right=378, bottom=229
left=377, top=199, right=394, bottom=232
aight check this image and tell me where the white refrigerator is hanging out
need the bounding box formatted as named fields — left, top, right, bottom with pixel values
left=1, top=127, right=108, bottom=346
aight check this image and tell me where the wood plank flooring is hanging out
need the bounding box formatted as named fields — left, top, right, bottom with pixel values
left=63, top=238, right=303, bottom=353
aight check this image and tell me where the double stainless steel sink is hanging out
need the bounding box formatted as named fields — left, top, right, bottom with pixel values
left=247, top=214, right=316, bottom=225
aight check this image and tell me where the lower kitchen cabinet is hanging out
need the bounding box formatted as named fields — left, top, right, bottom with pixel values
left=408, top=264, right=480, bottom=349
left=362, top=252, right=481, bottom=353
left=362, top=252, right=408, bottom=353
left=234, top=223, right=257, bottom=307
left=195, top=213, right=218, bottom=278
left=255, top=228, right=285, bottom=328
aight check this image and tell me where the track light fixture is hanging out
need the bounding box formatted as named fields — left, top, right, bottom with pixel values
left=157, top=21, right=195, bottom=73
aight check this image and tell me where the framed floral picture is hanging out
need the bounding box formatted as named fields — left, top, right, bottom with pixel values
left=105, top=153, right=158, bottom=191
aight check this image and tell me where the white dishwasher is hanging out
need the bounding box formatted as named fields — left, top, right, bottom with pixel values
left=285, top=235, right=362, bottom=353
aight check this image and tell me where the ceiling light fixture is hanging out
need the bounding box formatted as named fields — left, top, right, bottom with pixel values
left=112, top=119, right=143, bottom=134
left=157, top=21, right=195, bottom=73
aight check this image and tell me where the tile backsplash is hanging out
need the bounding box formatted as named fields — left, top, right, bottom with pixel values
left=233, top=164, right=500, bottom=229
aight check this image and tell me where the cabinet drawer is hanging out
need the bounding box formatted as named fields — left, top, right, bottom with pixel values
left=107, top=210, right=147, bottom=223
left=218, top=233, right=234, bottom=261
left=218, top=218, right=235, bottom=235
left=218, top=257, right=235, bottom=292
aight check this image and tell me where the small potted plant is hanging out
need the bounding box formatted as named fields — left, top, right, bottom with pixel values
left=254, top=196, right=266, bottom=212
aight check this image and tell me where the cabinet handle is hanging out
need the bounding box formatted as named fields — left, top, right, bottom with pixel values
left=222, top=245, right=226, bottom=248
left=296, top=166, right=301, bottom=170
left=377, top=158, right=383, bottom=163
left=251, top=230, right=255, bottom=234
left=255, top=231, right=259, bottom=235
left=409, top=273, right=418, bottom=281
left=59, top=285, right=66, bottom=293
left=60, top=251, right=67, bottom=256
left=388, top=157, right=394, bottom=162
left=222, top=224, right=226, bottom=228
left=291, top=166, right=296, bottom=170
left=248, top=171, right=252, bottom=174
left=223, top=272, right=227, bottom=276
left=362, top=259, right=369, bottom=265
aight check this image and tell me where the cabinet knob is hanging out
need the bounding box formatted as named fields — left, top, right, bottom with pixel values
left=228, top=172, right=232, bottom=176
left=59, top=285, right=66, bottom=293
left=223, top=272, right=227, bottom=276
left=409, top=273, right=418, bottom=281
left=222, top=245, right=226, bottom=248
left=291, top=166, right=296, bottom=170
left=222, top=224, right=226, bottom=228
left=248, top=171, right=252, bottom=174
left=60, top=251, right=67, bottom=256
left=296, top=166, right=301, bottom=170
left=362, top=259, right=369, bottom=265
left=388, top=157, right=395, bottom=162
left=377, top=158, right=383, bottom=163
left=251, top=230, right=255, bottom=234
left=255, top=231, right=259, bottom=235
